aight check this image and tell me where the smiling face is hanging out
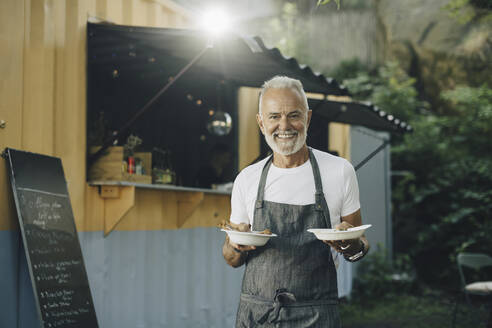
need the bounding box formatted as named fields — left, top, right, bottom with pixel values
left=257, top=88, right=312, bottom=156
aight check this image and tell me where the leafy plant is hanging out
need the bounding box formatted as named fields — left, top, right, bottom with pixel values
left=352, top=246, right=416, bottom=301
left=123, top=134, right=142, bottom=158
left=443, top=0, right=492, bottom=24
left=317, top=0, right=341, bottom=9
left=336, top=58, right=492, bottom=288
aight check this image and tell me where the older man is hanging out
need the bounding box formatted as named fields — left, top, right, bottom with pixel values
left=222, top=76, right=369, bottom=327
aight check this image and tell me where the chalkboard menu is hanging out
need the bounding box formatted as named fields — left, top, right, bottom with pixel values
left=5, top=148, right=99, bottom=328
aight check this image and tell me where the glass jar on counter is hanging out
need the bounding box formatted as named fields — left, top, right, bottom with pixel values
left=152, top=148, right=176, bottom=185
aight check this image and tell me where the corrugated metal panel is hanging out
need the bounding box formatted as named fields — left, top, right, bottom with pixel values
left=351, top=126, right=391, bottom=257
left=0, top=231, right=21, bottom=327
left=337, top=257, right=353, bottom=298
left=2, top=228, right=353, bottom=327
left=79, top=228, right=243, bottom=328
left=309, top=98, right=412, bottom=133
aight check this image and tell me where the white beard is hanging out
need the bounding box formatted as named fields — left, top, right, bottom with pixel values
left=264, top=125, right=307, bottom=156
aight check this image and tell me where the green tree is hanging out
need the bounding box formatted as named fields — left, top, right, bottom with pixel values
left=338, top=59, right=492, bottom=287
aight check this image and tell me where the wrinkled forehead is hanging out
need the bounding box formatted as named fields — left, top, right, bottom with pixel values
left=260, top=88, right=307, bottom=112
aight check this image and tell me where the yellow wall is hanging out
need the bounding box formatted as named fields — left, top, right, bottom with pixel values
left=238, top=87, right=261, bottom=170
left=0, top=0, right=193, bottom=231
left=0, top=1, right=352, bottom=232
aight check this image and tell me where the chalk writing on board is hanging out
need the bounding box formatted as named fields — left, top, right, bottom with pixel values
left=7, top=148, right=99, bottom=327
left=34, top=260, right=82, bottom=271
left=40, top=289, right=74, bottom=301
left=19, top=193, right=66, bottom=229
left=18, top=189, right=97, bottom=327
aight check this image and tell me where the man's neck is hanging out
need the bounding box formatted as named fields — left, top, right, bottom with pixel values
left=272, top=145, right=309, bottom=168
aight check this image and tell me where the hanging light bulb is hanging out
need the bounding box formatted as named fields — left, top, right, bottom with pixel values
left=207, top=110, right=232, bottom=136
left=207, top=81, right=232, bottom=136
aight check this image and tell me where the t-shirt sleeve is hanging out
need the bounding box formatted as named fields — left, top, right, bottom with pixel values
left=229, top=172, right=251, bottom=225
left=341, top=160, right=361, bottom=217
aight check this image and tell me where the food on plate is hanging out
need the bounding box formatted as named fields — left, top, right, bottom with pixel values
left=218, top=220, right=272, bottom=235
left=218, top=220, right=250, bottom=232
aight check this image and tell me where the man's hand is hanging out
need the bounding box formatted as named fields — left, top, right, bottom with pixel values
left=222, top=222, right=260, bottom=267
left=229, top=238, right=257, bottom=253
left=323, top=221, right=364, bottom=257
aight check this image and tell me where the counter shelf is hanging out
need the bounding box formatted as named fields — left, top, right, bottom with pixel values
left=88, top=181, right=231, bottom=236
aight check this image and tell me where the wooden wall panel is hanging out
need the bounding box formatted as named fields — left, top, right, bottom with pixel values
left=162, top=7, right=177, bottom=27
left=180, top=194, right=230, bottom=229
left=0, top=0, right=24, bottom=230
left=83, top=187, right=230, bottom=232
left=134, top=0, right=148, bottom=26
left=106, top=0, right=124, bottom=24
left=1, top=0, right=351, bottom=233
left=84, top=186, right=105, bottom=231
left=111, top=190, right=230, bottom=231
left=122, top=0, right=132, bottom=24
left=329, top=123, right=351, bottom=161
left=22, top=0, right=56, bottom=155
left=96, top=0, right=109, bottom=20
left=0, top=0, right=205, bottom=232
left=52, top=0, right=87, bottom=230
left=146, top=2, right=161, bottom=27
left=238, top=87, right=261, bottom=170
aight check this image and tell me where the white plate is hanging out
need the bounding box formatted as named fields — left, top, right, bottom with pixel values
left=221, top=229, right=277, bottom=246
left=307, top=224, right=372, bottom=241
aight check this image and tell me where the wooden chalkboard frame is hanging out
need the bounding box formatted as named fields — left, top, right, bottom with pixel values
left=4, top=148, right=99, bottom=328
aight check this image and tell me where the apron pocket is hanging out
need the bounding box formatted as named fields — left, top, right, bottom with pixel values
left=277, top=304, right=340, bottom=328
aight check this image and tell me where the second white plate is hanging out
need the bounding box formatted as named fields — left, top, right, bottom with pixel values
left=307, top=224, right=372, bottom=241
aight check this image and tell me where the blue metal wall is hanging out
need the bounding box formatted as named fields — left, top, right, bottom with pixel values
left=1, top=226, right=355, bottom=328
left=80, top=229, right=244, bottom=328
left=1, top=228, right=244, bottom=328
left=351, top=126, right=392, bottom=255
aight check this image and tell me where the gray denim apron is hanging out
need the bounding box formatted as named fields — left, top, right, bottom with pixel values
left=236, top=149, right=341, bottom=327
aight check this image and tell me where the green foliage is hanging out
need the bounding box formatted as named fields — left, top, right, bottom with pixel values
left=337, top=59, right=492, bottom=288
left=317, top=0, right=341, bottom=9
left=396, top=85, right=492, bottom=285
left=443, top=0, right=477, bottom=23
left=343, top=61, right=427, bottom=122
left=351, top=247, right=416, bottom=301
left=344, top=248, right=489, bottom=327
left=262, top=3, right=311, bottom=64
left=329, top=58, right=370, bottom=85
left=443, top=0, right=492, bottom=24
left=340, top=293, right=488, bottom=327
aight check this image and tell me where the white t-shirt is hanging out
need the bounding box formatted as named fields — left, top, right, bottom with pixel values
left=230, top=148, right=360, bottom=228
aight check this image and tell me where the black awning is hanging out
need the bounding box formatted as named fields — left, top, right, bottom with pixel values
left=88, top=22, right=410, bottom=134
left=309, top=98, right=412, bottom=133
left=88, top=22, right=347, bottom=95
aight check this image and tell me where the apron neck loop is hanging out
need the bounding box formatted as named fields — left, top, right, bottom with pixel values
left=308, top=148, right=325, bottom=204
left=255, top=155, right=273, bottom=208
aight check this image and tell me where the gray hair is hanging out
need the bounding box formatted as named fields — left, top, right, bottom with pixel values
left=258, top=76, right=309, bottom=115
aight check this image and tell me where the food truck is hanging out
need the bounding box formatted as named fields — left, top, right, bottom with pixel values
left=0, top=1, right=410, bottom=327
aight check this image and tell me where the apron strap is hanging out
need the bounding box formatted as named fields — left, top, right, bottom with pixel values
left=308, top=148, right=325, bottom=212
left=255, top=155, right=273, bottom=209
left=308, top=149, right=333, bottom=229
